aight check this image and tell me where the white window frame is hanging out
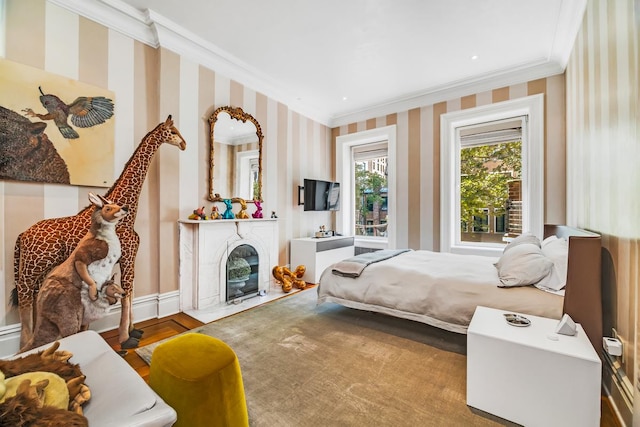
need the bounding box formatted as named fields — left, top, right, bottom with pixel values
left=440, top=94, right=544, bottom=256
left=336, top=125, right=397, bottom=249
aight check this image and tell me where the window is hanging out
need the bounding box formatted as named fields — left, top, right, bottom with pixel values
left=235, top=150, right=259, bottom=200
left=336, top=125, right=397, bottom=249
left=441, top=95, right=544, bottom=256
left=354, top=142, right=388, bottom=238
left=459, top=120, right=522, bottom=243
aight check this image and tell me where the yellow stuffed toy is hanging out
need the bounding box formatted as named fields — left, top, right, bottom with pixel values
left=272, top=265, right=307, bottom=293
left=0, top=369, right=69, bottom=409
left=0, top=341, right=90, bottom=427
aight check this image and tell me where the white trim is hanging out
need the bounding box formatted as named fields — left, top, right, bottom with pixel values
left=157, top=290, right=181, bottom=318
left=0, top=291, right=181, bottom=358
left=440, top=94, right=544, bottom=256
left=336, top=125, right=397, bottom=249
left=47, top=0, right=585, bottom=128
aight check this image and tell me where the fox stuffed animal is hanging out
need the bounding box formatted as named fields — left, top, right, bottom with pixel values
left=20, top=193, right=128, bottom=352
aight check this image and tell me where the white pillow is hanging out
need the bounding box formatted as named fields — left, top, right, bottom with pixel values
left=536, top=237, right=569, bottom=291
left=495, top=243, right=553, bottom=287
left=541, top=235, right=558, bottom=247
left=503, top=232, right=541, bottom=253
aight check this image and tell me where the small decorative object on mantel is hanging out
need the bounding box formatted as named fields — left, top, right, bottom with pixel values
left=271, top=211, right=278, bottom=218
left=188, top=206, right=207, bottom=220
left=272, top=265, right=307, bottom=293
left=235, top=198, right=250, bottom=219
left=252, top=201, right=263, bottom=218
left=222, top=199, right=235, bottom=219
left=210, top=206, right=221, bottom=220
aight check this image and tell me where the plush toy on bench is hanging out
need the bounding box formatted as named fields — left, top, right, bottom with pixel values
left=0, top=341, right=90, bottom=426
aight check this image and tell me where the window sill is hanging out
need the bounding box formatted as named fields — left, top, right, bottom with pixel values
left=354, top=237, right=388, bottom=250
left=449, top=244, right=503, bottom=258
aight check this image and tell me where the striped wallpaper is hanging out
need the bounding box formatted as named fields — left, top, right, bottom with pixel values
left=2, top=7, right=636, bottom=416
left=0, top=0, right=333, bottom=327
left=565, top=0, right=639, bottom=415
left=333, top=76, right=567, bottom=251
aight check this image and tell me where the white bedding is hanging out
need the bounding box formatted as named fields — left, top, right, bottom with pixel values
left=317, top=250, right=563, bottom=333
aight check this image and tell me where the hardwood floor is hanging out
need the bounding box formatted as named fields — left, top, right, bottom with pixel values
left=101, top=314, right=621, bottom=426
left=99, top=313, right=203, bottom=383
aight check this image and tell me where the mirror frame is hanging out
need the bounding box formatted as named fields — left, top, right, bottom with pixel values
left=208, top=106, right=263, bottom=202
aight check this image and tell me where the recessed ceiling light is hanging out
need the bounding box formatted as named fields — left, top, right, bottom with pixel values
left=471, top=55, right=479, bottom=60
left=342, top=96, right=348, bottom=101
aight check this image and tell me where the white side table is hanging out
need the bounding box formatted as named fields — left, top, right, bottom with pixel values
left=467, top=306, right=601, bottom=427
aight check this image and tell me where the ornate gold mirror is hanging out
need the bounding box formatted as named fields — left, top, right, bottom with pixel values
left=208, top=106, right=263, bottom=201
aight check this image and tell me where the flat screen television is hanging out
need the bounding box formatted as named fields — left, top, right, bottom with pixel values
left=303, top=178, right=340, bottom=211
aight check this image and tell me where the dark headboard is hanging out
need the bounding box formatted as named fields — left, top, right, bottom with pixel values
left=544, top=225, right=602, bottom=354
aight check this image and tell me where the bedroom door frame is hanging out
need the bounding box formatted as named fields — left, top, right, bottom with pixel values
left=440, top=94, right=544, bottom=256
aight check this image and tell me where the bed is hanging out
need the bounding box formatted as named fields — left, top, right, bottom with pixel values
left=317, top=225, right=602, bottom=353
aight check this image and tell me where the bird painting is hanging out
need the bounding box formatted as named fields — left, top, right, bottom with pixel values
left=22, top=86, right=114, bottom=139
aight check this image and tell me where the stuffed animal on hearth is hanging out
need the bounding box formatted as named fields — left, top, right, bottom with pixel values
left=0, top=341, right=90, bottom=426
left=20, top=193, right=128, bottom=352
left=272, top=265, right=307, bottom=293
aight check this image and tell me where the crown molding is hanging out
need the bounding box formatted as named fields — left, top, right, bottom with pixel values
left=47, top=0, right=584, bottom=129
left=47, top=0, right=331, bottom=125
left=49, top=0, right=156, bottom=46
left=328, top=59, right=564, bottom=127
left=146, top=9, right=329, bottom=124
left=547, top=0, right=587, bottom=65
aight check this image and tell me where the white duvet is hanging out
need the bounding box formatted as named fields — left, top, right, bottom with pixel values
left=317, top=250, right=563, bottom=333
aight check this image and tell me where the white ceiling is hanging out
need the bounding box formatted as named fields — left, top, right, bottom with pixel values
left=60, top=0, right=586, bottom=126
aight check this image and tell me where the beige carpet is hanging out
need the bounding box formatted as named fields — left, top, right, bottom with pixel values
left=137, top=288, right=516, bottom=426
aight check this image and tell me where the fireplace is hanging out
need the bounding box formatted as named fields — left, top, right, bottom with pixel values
left=178, top=218, right=278, bottom=312
left=226, top=244, right=259, bottom=302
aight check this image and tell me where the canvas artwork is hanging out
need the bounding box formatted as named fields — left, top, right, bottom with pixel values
left=0, top=58, right=116, bottom=187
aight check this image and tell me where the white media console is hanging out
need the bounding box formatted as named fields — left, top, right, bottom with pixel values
left=290, top=236, right=355, bottom=284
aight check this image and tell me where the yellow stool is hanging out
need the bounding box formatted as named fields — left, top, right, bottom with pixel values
left=149, top=333, right=249, bottom=427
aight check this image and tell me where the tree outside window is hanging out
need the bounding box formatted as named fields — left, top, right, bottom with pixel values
left=460, top=141, right=521, bottom=243
left=355, top=159, right=388, bottom=237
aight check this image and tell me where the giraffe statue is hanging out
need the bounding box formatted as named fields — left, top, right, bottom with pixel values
left=14, top=115, right=186, bottom=349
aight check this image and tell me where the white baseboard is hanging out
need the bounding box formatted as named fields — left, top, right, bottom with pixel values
left=0, top=291, right=181, bottom=358
left=157, top=290, right=181, bottom=318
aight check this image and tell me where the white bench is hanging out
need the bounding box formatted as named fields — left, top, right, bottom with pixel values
left=14, top=330, right=176, bottom=427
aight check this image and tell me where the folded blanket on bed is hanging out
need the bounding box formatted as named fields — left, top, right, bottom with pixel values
left=331, top=249, right=411, bottom=278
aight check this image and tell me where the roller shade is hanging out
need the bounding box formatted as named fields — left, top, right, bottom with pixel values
left=353, top=141, right=388, bottom=161
left=459, top=117, right=524, bottom=146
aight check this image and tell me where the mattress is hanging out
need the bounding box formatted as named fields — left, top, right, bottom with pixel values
left=317, top=250, right=563, bottom=333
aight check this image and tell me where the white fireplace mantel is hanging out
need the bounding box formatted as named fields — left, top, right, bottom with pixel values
left=178, top=218, right=279, bottom=311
